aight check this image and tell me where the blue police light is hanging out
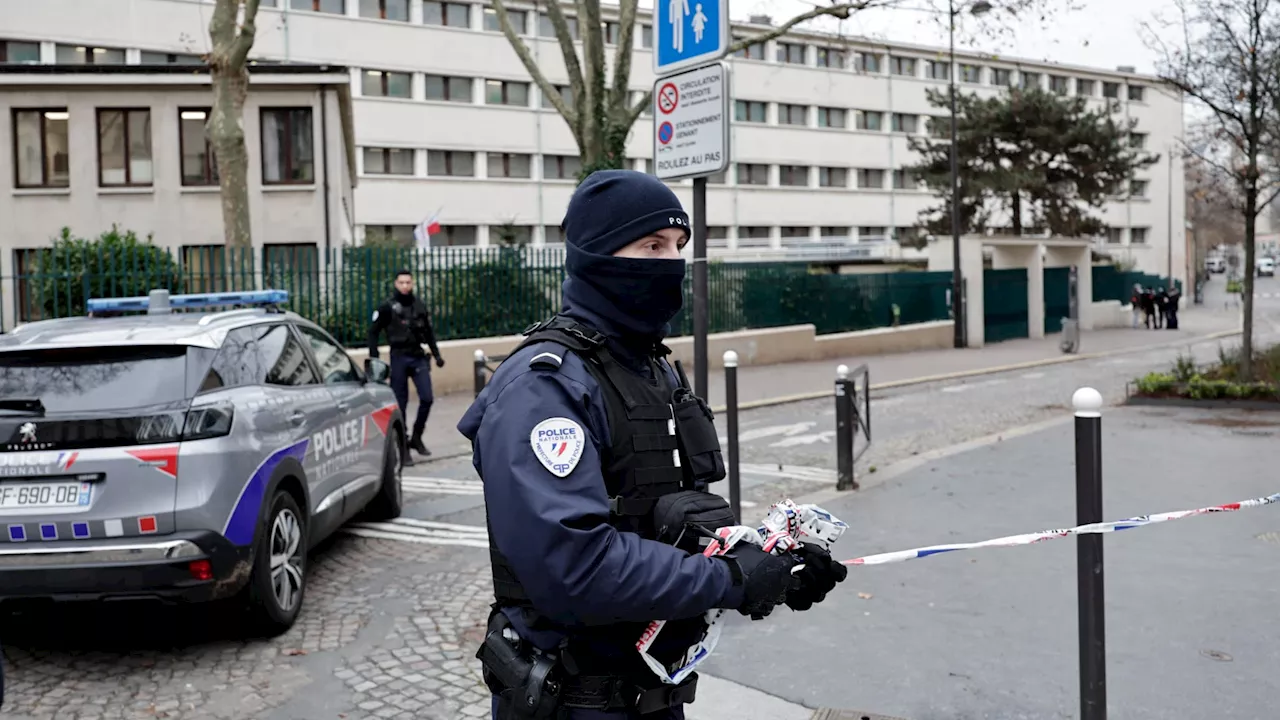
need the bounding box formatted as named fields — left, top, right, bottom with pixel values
left=86, top=289, right=290, bottom=313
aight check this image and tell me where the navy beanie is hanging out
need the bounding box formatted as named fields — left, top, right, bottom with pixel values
left=562, top=169, right=690, bottom=255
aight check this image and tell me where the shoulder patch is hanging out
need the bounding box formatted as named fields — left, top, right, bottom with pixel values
left=528, top=351, right=564, bottom=371
left=531, top=417, right=585, bottom=477
left=371, top=310, right=379, bottom=322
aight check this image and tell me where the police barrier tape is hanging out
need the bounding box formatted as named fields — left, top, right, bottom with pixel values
left=840, top=490, right=1280, bottom=566
left=636, top=500, right=850, bottom=686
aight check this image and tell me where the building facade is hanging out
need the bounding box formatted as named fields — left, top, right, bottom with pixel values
left=0, top=63, right=356, bottom=329
left=1, top=0, right=1185, bottom=282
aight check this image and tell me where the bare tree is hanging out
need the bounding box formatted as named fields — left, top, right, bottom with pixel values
left=1185, top=149, right=1244, bottom=267
left=1146, top=0, right=1280, bottom=378
left=208, top=0, right=263, bottom=248
left=488, top=0, right=1073, bottom=178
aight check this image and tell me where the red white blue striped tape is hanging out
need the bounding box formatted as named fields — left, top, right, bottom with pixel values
left=841, top=491, right=1280, bottom=566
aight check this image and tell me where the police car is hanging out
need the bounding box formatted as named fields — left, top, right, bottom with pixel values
left=0, top=289, right=405, bottom=634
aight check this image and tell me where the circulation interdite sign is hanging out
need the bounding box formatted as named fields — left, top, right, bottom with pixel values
left=652, top=61, right=730, bottom=182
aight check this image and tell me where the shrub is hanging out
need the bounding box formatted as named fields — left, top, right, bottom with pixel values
left=24, top=226, right=180, bottom=319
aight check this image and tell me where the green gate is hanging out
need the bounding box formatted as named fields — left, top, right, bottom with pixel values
left=983, top=268, right=1029, bottom=343
left=1043, top=267, right=1070, bottom=334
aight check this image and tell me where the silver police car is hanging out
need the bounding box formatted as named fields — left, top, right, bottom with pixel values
left=0, top=289, right=406, bottom=635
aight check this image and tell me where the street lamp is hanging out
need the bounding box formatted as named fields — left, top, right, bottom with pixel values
left=949, top=0, right=992, bottom=349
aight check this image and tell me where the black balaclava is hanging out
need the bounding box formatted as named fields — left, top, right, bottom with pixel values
left=560, top=169, right=690, bottom=351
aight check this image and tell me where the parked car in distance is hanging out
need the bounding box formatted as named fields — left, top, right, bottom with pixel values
left=0, top=289, right=405, bottom=635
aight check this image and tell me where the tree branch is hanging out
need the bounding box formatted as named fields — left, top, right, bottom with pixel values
left=610, top=0, right=638, bottom=119
left=490, top=0, right=579, bottom=134
left=229, top=0, right=263, bottom=67
left=722, top=0, right=892, bottom=57
left=542, top=0, right=588, bottom=117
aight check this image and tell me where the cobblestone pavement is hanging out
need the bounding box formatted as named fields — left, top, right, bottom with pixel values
left=1, top=534, right=495, bottom=720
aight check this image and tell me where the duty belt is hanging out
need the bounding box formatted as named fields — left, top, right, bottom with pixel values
left=559, top=672, right=698, bottom=714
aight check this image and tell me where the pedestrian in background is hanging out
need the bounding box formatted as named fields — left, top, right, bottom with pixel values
left=1165, top=284, right=1181, bottom=329
left=368, top=270, right=445, bottom=464
left=1130, top=284, right=1144, bottom=328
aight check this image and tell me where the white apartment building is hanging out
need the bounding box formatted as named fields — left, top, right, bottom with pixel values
left=1, top=0, right=1186, bottom=282
left=0, top=63, right=356, bottom=328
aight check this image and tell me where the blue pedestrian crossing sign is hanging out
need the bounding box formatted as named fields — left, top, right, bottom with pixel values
left=653, top=0, right=729, bottom=76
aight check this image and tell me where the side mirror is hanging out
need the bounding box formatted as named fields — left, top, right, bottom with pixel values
left=364, top=357, right=391, bottom=385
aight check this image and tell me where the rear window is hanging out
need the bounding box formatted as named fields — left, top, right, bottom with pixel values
left=0, top=345, right=189, bottom=414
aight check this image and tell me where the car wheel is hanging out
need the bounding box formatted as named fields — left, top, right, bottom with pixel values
left=363, top=429, right=404, bottom=521
left=241, top=489, right=308, bottom=636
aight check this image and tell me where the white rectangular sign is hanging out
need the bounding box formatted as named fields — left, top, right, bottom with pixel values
left=652, top=61, right=731, bottom=182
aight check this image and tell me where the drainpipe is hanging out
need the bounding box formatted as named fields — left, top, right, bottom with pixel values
left=321, top=86, right=332, bottom=253
left=534, top=0, right=544, bottom=245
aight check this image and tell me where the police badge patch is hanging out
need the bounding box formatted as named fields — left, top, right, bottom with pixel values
left=530, top=417, right=585, bottom=478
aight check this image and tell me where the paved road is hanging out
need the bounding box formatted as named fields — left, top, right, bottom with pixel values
left=1, top=276, right=1274, bottom=719
left=699, top=403, right=1280, bottom=720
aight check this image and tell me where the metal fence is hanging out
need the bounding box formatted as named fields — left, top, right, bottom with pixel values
left=10, top=244, right=955, bottom=346
left=1092, top=266, right=1183, bottom=304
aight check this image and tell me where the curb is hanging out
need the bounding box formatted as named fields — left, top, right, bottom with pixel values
left=422, top=325, right=1242, bottom=465
left=707, top=326, right=1243, bottom=414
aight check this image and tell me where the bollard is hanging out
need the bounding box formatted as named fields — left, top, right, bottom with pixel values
left=1073, top=387, right=1106, bottom=720
left=723, top=350, right=741, bottom=522
left=835, top=364, right=858, bottom=491
left=473, top=349, right=487, bottom=398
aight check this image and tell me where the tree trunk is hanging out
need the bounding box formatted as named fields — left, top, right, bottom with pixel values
left=209, top=68, right=252, bottom=248
left=208, top=0, right=261, bottom=249
left=1011, top=191, right=1023, bottom=235
left=1242, top=180, right=1257, bottom=379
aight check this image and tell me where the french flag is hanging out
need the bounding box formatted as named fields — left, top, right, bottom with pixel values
left=413, top=209, right=442, bottom=249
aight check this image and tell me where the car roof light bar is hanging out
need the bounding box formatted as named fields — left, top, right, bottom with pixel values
left=86, top=289, right=290, bottom=314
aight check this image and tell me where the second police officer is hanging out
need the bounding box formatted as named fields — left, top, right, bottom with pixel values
left=459, top=170, right=848, bottom=719
left=368, top=270, right=445, bottom=465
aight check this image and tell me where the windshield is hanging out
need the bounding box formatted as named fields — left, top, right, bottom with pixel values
left=0, top=345, right=190, bottom=414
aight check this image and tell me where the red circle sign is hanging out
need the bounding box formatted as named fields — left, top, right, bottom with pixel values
left=657, top=83, right=679, bottom=114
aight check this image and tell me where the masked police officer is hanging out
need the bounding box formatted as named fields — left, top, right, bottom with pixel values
left=368, top=270, right=444, bottom=463
left=459, top=170, right=847, bottom=719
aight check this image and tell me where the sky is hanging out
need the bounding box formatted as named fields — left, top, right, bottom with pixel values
left=644, top=0, right=1185, bottom=77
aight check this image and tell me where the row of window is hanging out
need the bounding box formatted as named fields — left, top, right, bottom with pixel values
left=10, top=106, right=317, bottom=190
left=354, top=70, right=1154, bottom=146
left=2, top=9, right=1153, bottom=103
left=362, top=223, right=1156, bottom=248
left=359, top=148, right=1154, bottom=197
left=156, top=1, right=1153, bottom=101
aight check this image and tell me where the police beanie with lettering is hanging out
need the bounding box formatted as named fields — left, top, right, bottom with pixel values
left=562, top=169, right=690, bottom=256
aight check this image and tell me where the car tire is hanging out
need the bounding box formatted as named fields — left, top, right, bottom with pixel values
left=240, top=488, right=308, bottom=637
left=363, top=429, right=404, bottom=521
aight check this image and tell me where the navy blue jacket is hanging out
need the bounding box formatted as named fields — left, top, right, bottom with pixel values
left=457, top=324, right=742, bottom=647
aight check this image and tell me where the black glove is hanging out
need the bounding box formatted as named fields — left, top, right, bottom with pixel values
left=784, top=544, right=848, bottom=611
left=724, top=544, right=799, bottom=620
left=369, top=350, right=379, bottom=361
left=435, top=355, right=445, bottom=368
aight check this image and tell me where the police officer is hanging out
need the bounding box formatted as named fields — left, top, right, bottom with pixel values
left=459, top=170, right=847, bottom=719
left=368, top=270, right=444, bottom=462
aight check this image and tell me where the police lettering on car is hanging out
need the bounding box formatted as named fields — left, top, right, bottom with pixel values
left=458, top=170, right=848, bottom=719
left=368, top=270, right=444, bottom=464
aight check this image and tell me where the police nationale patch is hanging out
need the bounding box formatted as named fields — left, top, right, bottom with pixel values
left=530, top=417, right=585, bottom=478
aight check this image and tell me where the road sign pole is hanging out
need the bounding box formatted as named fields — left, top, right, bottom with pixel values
left=693, top=176, right=709, bottom=399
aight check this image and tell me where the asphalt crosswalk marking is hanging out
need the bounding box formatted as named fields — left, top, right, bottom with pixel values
left=342, top=518, right=489, bottom=548
left=403, top=475, right=484, bottom=495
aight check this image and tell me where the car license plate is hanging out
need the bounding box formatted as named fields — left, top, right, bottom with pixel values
left=0, top=481, right=92, bottom=511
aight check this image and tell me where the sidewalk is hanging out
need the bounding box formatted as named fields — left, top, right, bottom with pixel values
left=413, top=303, right=1239, bottom=462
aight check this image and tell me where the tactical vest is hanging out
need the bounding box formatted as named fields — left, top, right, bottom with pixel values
left=386, top=296, right=425, bottom=348
left=485, top=315, right=727, bottom=660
